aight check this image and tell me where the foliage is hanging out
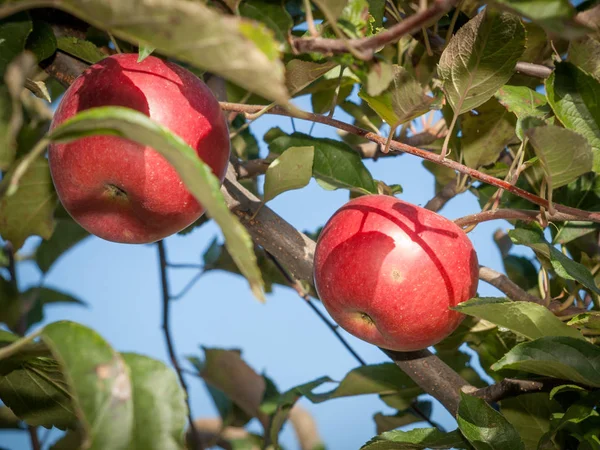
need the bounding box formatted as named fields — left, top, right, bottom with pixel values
left=0, top=0, right=599, bottom=449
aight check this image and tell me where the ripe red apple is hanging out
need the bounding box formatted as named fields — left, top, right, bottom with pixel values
left=313, top=195, right=479, bottom=351
left=48, top=53, right=230, bottom=244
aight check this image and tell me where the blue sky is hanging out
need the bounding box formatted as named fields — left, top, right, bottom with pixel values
left=2, top=93, right=523, bottom=449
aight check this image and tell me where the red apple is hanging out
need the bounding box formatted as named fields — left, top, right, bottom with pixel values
left=313, top=195, right=479, bottom=351
left=48, top=53, right=230, bottom=244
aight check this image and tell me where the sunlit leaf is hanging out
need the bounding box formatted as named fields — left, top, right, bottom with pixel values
left=263, top=146, right=314, bottom=202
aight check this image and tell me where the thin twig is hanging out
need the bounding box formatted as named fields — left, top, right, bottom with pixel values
left=264, top=251, right=367, bottom=366
left=454, top=208, right=593, bottom=228
left=219, top=102, right=600, bottom=225
left=156, top=240, right=203, bottom=450
left=172, top=270, right=206, bottom=300
left=466, top=377, right=593, bottom=403
left=291, top=0, right=456, bottom=57
left=479, top=266, right=544, bottom=305
left=515, top=62, right=553, bottom=79
left=27, top=426, right=41, bottom=450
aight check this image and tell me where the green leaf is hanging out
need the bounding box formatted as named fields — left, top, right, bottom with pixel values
left=461, top=98, right=517, bottom=168
left=367, top=0, right=385, bottom=27
left=239, top=0, right=292, bottom=43
left=361, top=428, right=467, bottom=449
left=285, top=59, right=338, bottom=96
left=569, top=37, right=600, bottom=80
left=41, top=322, right=133, bottom=449
left=268, top=132, right=376, bottom=194
left=136, top=44, right=155, bottom=62
left=494, top=85, right=551, bottom=120
left=364, top=61, right=393, bottom=97
left=359, top=65, right=433, bottom=126
left=373, top=411, right=420, bottom=434
left=0, top=354, right=75, bottom=429
left=121, top=353, right=187, bottom=450
left=263, top=146, right=314, bottom=202
left=48, top=106, right=265, bottom=301
left=509, top=224, right=600, bottom=294
left=0, top=275, right=20, bottom=330
left=438, top=10, right=525, bottom=115
left=490, top=0, right=586, bottom=38
left=454, top=297, right=584, bottom=340
left=0, top=405, right=21, bottom=429
left=313, top=0, right=349, bottom=22
left=0, top=0, right=289, bottom=103
left=457, top=391, right=525, bottom=450
left=500, top=393, right=559, bottom=450
left=0, top=157, right=58, bottom=251
left=546, top=62, right=600, bottom=172
left=0, top=12, right=32, bottom=77
left=26, top=20, right=57, bottom=62
left=492, top=336, right=600, bottom=387
left=525, top=124, right=593, bottom=190
left=20, top=287, right=86, bottom=331
left=56, top=36, right=106, bottom=64
left=36, top=218, right=89, bottom=274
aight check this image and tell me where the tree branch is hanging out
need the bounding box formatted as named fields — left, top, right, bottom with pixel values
left=424, top=179, right=459, bottom=213
left=381, top=348, right=470, bottom=416
left=454, top=208, right=591, bottom=228
left=291, top=0, right=457, bottom=58
left=514, top=62, right=553, bottom=79
left=156, top=241, right=203, bottom=450
left=478, top=266, right=544, bottom=304
left=220, top=103, right=600, bottom=224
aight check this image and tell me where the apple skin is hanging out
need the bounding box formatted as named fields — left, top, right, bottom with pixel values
left=313, top=195, right=479, bottom=351
left=48, top=53, right=230, bottom=244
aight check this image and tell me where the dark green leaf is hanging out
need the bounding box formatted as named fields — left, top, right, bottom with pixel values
left=454, top=297, right=584, bottom=340
left=263, top=146, right=314, bottom=202
left=56, top=36, right=106, bottom=64
left=0, top=158, right=58, bottom=251
left=20, top=287, right=86, bottom=331
left=239, top=0, right=292, bottom=43
left=439, top=10, right=525, bottom=115
left=0, top=275, right=20, bottom=330
left=373, top=411, right=420, bottom=434
left=457, top=391, right=525, bottom=450
left=121, top=353, right=187, bottom=450
left=0, top=12, right=32, bottom=77
left=361, top=428, right=467, bottom=449
left=492, top=336, right=600, bottom=387
left=500, top=393, right=560, bottom=450
left=367, top=0, right=385, bottom=27
left=268, top=132, right=376, bottom=193
left=48, top=106, right=264, bottom=301
left=509, top=224, right=600, bottom=294
left=461, top=98, right=517, bottom=168
left=0, top=405, right=21, bottom=429
left=546, top=62, right=600, bottom=172
left=36, top=218, right=89, bottom=273
left=313, top=0, right=349, bottom=22
left=26, top=20, right=57, bottom=62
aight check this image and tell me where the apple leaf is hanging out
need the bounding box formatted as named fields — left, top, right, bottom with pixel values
left=121, top=353, right=187, bottom=450
left=489, top=0, right=586, bottom=38
left=137, top=44, right=155, bottom=63
left=492, top=336, right=600, bottom=387
left=239, top=0, right=292, bottom=44
left=360, top=428, right=467, bottom=450
left=500, top=393, right=560, bottom=450
left=47, top=105, right=265, bottom=302
left=546, top=62, right=600, bottom=172
left=0, top=406, right=21, bottom=429
left=313, top=0, right=349, bottom=22
left=285, top=60, right=339, bottom=96
left=494, top=85, right=551, bottom=121
left=36, top=217, right=89, bottom=274
left=461, top=98, right=517, bottom=168
left=438, top=10, right=525, bottom=115
left=56, top=36, right=106, bottom=64
left=0, top=275, right=21, bottom=332
left=263, top=146, right=314, bottom=202
left=20, top=287, right=87, bottom=332
left=569, top=36, right=600, bottom=80
left=268, top=132, right=377, bottom=194
left=373, top=411, right=421, bottom=435
left=359, top=65, right=433, bottom=127
left=509, top=224, right=600, bottom=294
left=454, top=298, right=585, bottom=341
left=25, top=19, right=57, bottom=63
left=0, top=157, right=58, bottom=251
left=0, top=12, right=32, bottom=77
left=457, top=392, right=525, bottom=450
left=525, top=124, right=593, bottom=190
left=0, top=0, right=288, bottom=103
